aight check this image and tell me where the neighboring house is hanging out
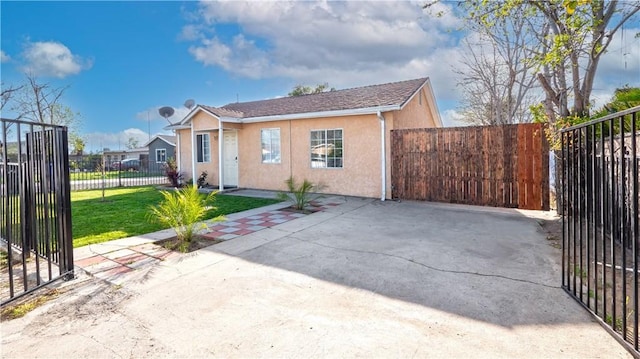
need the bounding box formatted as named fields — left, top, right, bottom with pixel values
left=103, top=147, right=148, bottom=169
left=166, top=77, right=442, bottom=199
left=145, top=135, right=176, bottom=165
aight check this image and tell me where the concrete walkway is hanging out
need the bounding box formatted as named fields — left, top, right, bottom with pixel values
left=73, top=190, right=341, bottom=285
left=1, top=194, right=631, bottom=358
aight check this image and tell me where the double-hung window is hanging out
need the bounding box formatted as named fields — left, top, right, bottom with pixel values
left=196, top=134, right=210, bottom=163
left=310, top=129, right=343, bottom=168
left=155, top=148, right=166, bottom=163
left=261, top=128, right=281, bottom=164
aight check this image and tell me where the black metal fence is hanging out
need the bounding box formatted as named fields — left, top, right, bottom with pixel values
left=561, top=106, right=639, bottom=355
left=68, top=156, right=169, bottom=191
left=1, top=118, right=74, bottom=306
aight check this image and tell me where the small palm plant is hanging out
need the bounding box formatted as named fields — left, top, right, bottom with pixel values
left=148, top=185, right=224, bottom=251
left=277, top=176, right=323, bottom=211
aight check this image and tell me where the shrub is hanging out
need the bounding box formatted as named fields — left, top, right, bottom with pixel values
left=148, top=185, right=224, bottom=251
left=163, top=158, right=184, bottom=187
left=277, top=176, right=324, bottom=211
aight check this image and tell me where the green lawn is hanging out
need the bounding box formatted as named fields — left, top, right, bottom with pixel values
left=71, top=186, right=281, bottom=247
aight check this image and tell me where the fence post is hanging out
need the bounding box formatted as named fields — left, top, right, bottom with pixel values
left=58, top=128, right=75, bottom=279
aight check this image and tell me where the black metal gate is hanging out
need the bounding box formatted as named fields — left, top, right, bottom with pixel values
left=561, top=106, right=639, bottom=356
left=1, top=118, right=74, bottom=306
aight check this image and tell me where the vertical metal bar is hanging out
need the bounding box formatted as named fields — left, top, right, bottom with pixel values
left=562, top=130, right=567, bottom=288
left=610, top=116, right=618, bottom=332
left=58, top=128, right=74, bottom=278
left=630, top=112, right=638, bottom=350
left=620, top=115, right=628, bottom=338
left=595, top=122, right=603, bottom=316
left=579, top=127, right=585, bottom=301
left=17, top=122, right=30, bottom=292
left=28, top=124, right=43, bottom=287
left=51, top=129, right=63, bottom=266
left=2, top=120, right=15, bottom=299
left=590, top=124, right=597, bottom=313
left=573, top=128, right=579, bottom=295
left=40, top=127, right=53, bottom=279
left=567, top=129, right=574, bottom=291
left=587, top=125, right=594, bottom=308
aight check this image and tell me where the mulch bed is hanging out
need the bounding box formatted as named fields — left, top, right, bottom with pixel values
left=157, top=235, right=223, bottom=253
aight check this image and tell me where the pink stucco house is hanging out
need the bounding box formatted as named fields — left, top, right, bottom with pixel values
left=165, top=77, right=442, bottom=200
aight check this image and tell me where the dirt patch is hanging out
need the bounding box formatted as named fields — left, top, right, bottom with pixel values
left=538, top=217, right=562, bottom=250
left=156, top=235, right=222, bottom=253
left=279, top=204, right=323, bottom=215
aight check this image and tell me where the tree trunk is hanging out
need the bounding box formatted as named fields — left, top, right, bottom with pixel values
left=553, top=149, right=563, bottom=215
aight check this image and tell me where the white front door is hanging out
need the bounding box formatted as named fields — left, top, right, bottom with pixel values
left=223, top=131, right=238, bottom=187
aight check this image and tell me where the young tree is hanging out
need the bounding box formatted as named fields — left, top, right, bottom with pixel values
left=70, top=134, right=86, bottom=156
left=126, top=137, right=139, bottom=149
left=1, top=82, right=23, bottom=112
left=288, top=83, right=335, bottom=96
left=591, top=86, right=640, bottom=118
left=7, top=72, right=82, bottom=140
left=455, top=15, right=539, bottom=125
left=463, top=1, right=639, bottom=122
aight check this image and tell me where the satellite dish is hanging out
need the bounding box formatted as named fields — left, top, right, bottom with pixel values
left=158, top=106, right=175, bottom=124
left=184, top=99, right=195, bottom=110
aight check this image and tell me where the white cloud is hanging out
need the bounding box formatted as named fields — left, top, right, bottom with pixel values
left=84, top=128, right=151, bottom=152
left=179, top=24, right=203, bottom=41
left=185, top=1, right=463, bottom=88
left=440, top=109, right=467, bottom=127
left=184, top=0, right=639, bottom=122
left=0, top=50, right=10, bottom=63
left=21, top=41, right=92, bottom=78
left=135, top=106, right=192, bottom=127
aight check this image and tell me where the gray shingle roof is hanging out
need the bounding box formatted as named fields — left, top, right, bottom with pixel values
left=157, top=135, right=176, bottom=145
left=202, top=77, right=428, bottom=119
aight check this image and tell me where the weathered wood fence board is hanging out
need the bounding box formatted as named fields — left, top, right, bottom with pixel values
left=391, top=123, right=549, bottom=210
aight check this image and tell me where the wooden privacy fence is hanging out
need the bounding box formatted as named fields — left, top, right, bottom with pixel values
left=391, top=123, right=549, bottom=210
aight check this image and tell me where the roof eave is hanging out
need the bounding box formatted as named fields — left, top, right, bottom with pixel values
left=239, top=105, right=401, bottom=123
left=164, top=124, right=190, bottom=130
left=424, top=79, right=444, bottom=127
left=143, top=135, right=175, bottom=147
left=398, top=78, right=429, bottom=110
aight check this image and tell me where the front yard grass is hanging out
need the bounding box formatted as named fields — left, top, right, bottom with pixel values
left=72, top=186, right=281, bottom=247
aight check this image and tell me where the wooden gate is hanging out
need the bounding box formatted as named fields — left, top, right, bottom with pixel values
left=391, top=123, right=549, bottom=210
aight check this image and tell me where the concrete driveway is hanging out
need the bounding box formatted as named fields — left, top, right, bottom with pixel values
left=1, top=197, right=630, bottom=358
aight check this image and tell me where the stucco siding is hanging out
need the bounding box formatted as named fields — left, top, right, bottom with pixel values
left=393, top=89, right=437, bottom=130
left=176, top=129, right=192, bottom=181
left=196, top=131, right=219, bottom=185
left=237, top=115, right=382, bottom=198
left=174, top=84, right=440, bottom=198
left=237, top=120, right=291, bottom=190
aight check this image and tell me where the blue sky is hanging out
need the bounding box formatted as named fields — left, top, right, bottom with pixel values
left=1, top=1, right=639, bottom=153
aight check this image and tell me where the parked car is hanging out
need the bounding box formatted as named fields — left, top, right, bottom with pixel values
left=117, top=159, right=141, bottom=171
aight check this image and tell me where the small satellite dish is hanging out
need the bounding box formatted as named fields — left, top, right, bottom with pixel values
left=159, top=106, right=175, bottom=124
left=184, top=99, right=195, bottom=110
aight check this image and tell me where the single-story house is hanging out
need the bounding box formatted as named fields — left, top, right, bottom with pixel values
left=145, top=135, right=176, bottom=164
left=103, top=147, right=148, bottom=169
left=165, top=77, right=442, bottom=200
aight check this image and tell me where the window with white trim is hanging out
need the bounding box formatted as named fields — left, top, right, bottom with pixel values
left=196, top=134, right=210, bottom=163
left=261, top=128, right=281, bottom=164
left=310, top=129, right=343, bottom=168
left=155, top=148, right=167, bottom=163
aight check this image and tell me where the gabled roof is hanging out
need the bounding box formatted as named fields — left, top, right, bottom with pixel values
left=169, top=77, right=440, bottom=128
left=221, top=77, right=427, bottom=118
left=145, top=134, right=176, bottom=147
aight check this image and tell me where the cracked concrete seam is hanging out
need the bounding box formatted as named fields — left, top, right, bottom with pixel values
left=287, top=235, right=561, bottom=290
